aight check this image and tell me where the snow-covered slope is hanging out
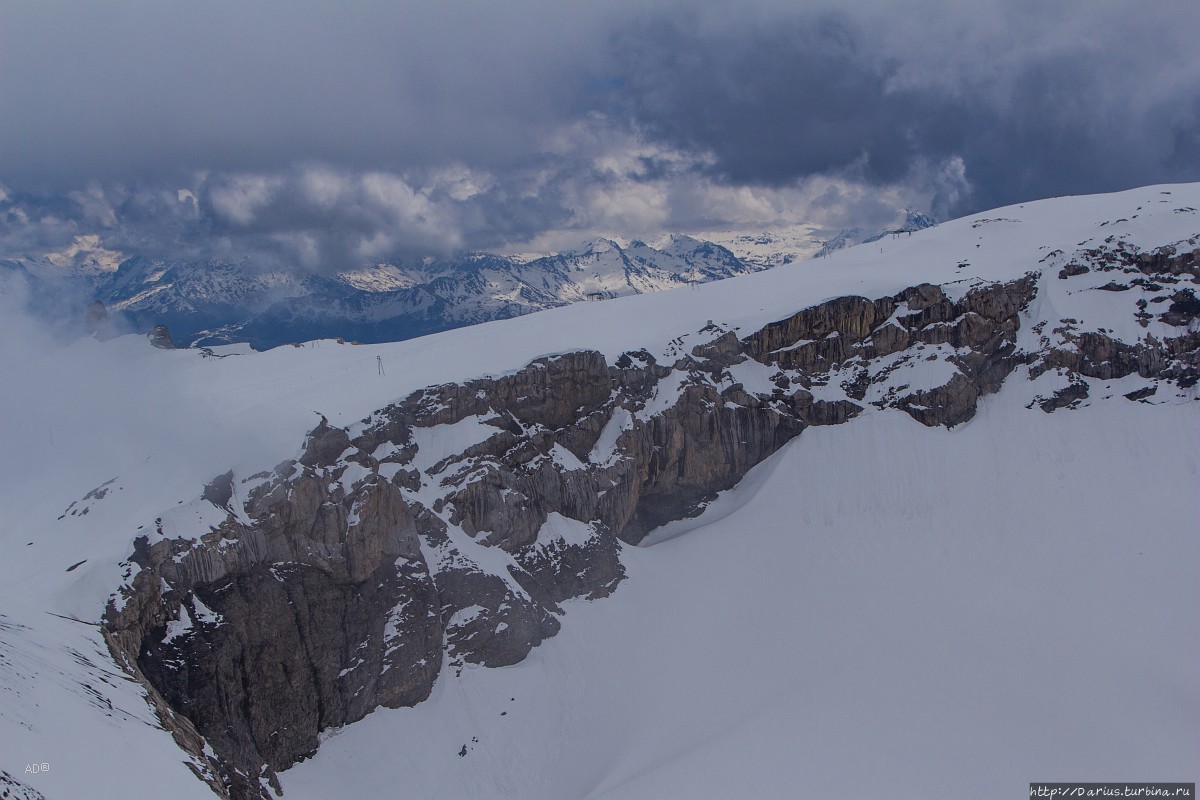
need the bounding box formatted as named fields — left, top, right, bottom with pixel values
left=283, top=400, right=1199, bottom=800
left=0, top=184, right=1197, bottom=799
left=676, top=222, right=828, bottom=267
left=678, top=210, right=937, bottom=269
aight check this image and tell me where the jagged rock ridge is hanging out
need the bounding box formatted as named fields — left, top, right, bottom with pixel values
left=104, top=235, right=1199, bottom=798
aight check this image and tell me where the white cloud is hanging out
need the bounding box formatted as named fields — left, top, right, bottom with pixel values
left=426, top=165, right=495, bottom=202
left=300, top=166, right=351, bottom=210
left=272, top=231, right=321, bottom=270
left=208, top=174, right=281, bottom=226
left=68, top=184, right=119, bottom=227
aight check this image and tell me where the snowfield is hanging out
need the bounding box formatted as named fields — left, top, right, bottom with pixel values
left=283, top=401, right=1199, bottom=800
left=1, top=183, right=1197, bottom=799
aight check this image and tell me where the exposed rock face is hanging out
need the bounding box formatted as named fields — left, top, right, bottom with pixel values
left=1034, top=235, right=1200, bottom=390
left=85, top=300, right=109, bottom=340
left=106, top=460, right=445, bottom=798
left=149, top=324, right=175, bottom=349
left=104, top=264, right=1199, bottom=799
left=742, top=276, right=1037, bottom=428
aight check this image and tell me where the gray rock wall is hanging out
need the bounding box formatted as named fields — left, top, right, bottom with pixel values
left=103, top=265, right=1198, bottom=799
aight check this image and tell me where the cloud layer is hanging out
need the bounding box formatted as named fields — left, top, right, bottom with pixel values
left=1, top=0, right=1197, bottom=270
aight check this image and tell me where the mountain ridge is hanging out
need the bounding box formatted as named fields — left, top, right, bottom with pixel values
left=113, top=185, right=1198, bottom=797
left=2, top=215, right=936, bottom=350
left=0, top=184, right=1196, bottom=800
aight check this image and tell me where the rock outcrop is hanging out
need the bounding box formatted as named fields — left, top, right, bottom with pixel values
left=1034, top=235, right=1200, bottom=390
left=85, top=300, right=109, bottom=340
left=148, top=324, right=175, bottom=349
left=104, top=262, right=1198, bottom=799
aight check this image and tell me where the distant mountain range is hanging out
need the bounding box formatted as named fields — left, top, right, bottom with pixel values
left=2, top=214, right=936, bottom=349
left=812, top=209, right=939, bottom=259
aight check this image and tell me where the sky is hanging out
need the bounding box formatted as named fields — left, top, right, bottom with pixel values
left=0, top=0, right=1198, bottom=270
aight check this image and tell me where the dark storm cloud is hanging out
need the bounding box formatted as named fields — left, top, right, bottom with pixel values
left=1, top=0, right=1197, bottom=268
left=609, top=11, right=920, bottom=184
left=0, top=0, right=619, bottom=188
left=607, top=2, right=1200, bottom=214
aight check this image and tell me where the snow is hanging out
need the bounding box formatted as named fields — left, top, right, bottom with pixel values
left=0, top=602, right=217, bottom=800
left=863, top=343, right=965, bottom=404
left=446, top=605, right=487, bottom=630
left=677, top=222, right=827, bottom=268
left=336, top=263, right=422, bottom=292
left=336, top=461, right=372, bottom=494
left=589, top=407, right=633, bottom=465
left=0, top=182, right=1197, bottom=799
left=548, top=443, right=585, bottom=472
left=634, top=369, right=689, bottom=421
left=382, top=596, right=414, bottom=658
left=281, top=398, right=1200, bottom=800
left=534, top=513, right=599, bottom=550
left=162, top=611, right=193, bottom=643
left=191, top=594, right=221, bottom=625
left=377, top=461, right=407, bottom=482
left=723, top=358, right=783, bottom=396
left=410, top=415, right=502, bottom=475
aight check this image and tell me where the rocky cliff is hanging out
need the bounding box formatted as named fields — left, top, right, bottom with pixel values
left=103, top=240, right=1199, bottom=798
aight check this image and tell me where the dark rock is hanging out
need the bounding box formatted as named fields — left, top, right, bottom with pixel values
left=137, top=560, right=441, bottom=786
left=1161, top=289, right=1200, bottom=326
left=960, top=274, right=1038, bottom=323
left=110, top=486, right=441, bottom=796
left=85, top=300, right=110, bottom=340
left=897, top=372, right=981, bottom=428
left=901, top=282, right=949, bottom=312
left=743, top=294, right=888, bottom=371
left=148, top=324, right=175, bottom=349
left=202, top=471, right=234, bottom=509
left=105, top=264, right=1200, bottom=799
left=299, top=417, right=352, bottom=468
left=514, top=520, right=624, bottom=603
left=1137, top=244, right=1200, bottom=277
left=436, top=563, right=557, bottom=668
left=742, top=275, right=1037, bottom=427
left=1039, top=381, right=1089, bottom=412
left=1124, top=385, right=1157, bottom=401
left=1058, top=263, right=1090, bottom=279
left=690, top=331, right=744, bottom=366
